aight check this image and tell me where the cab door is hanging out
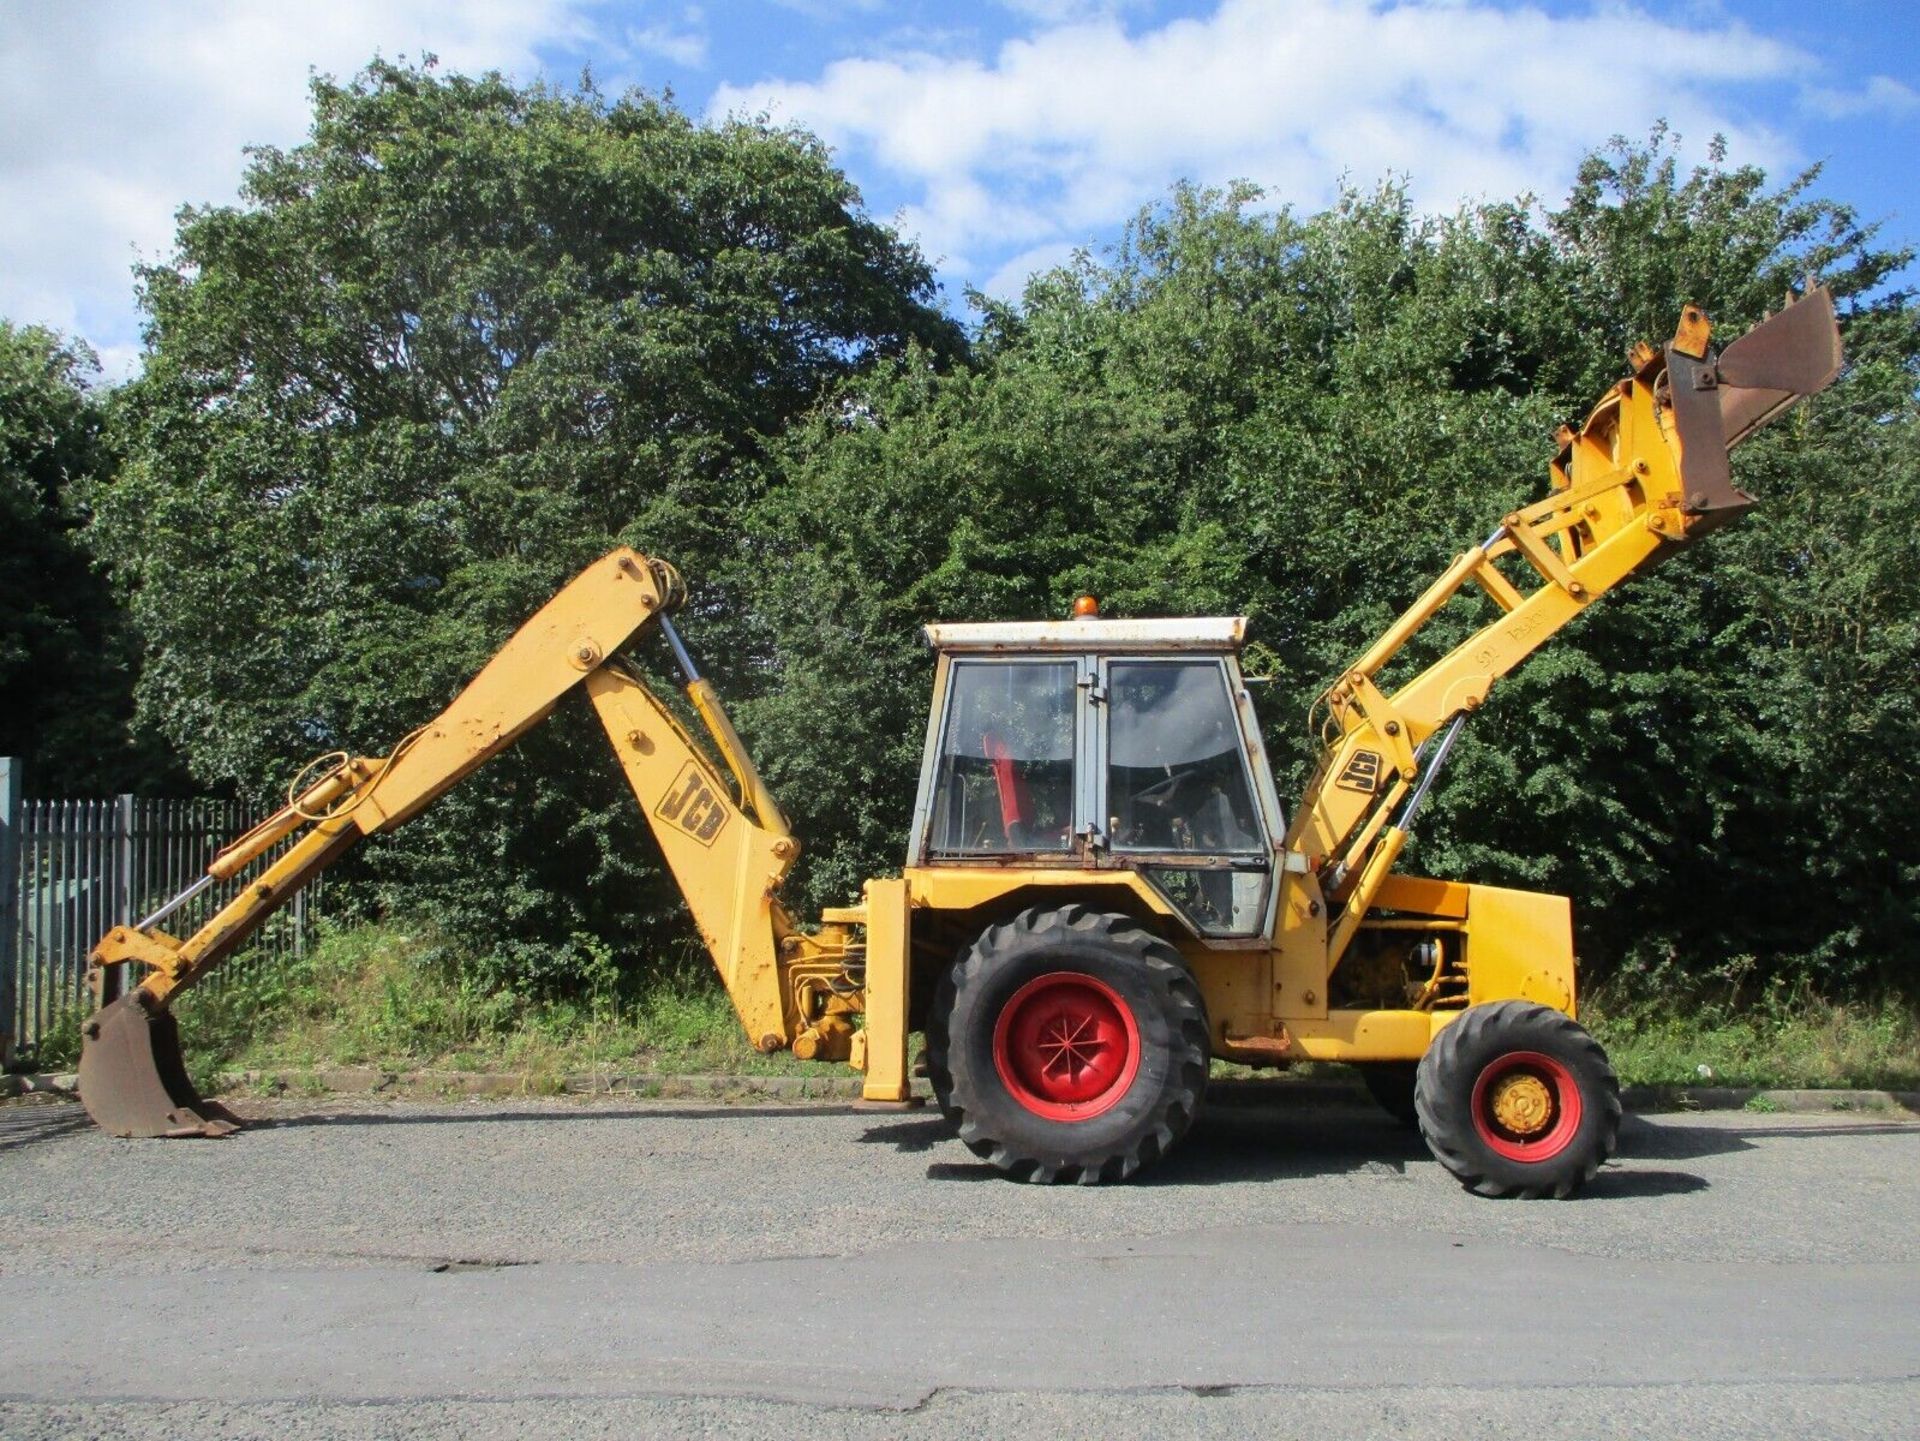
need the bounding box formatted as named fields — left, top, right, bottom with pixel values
left=1094, top=656, right=1274, bottom=938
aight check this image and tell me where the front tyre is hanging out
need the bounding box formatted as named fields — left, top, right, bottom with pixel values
left=1415, top=1001, right=1621, bottom=1199
left=926, top=905, right=1209, bottom=1184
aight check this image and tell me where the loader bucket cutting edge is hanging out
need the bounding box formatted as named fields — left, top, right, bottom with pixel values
left=77, top=995, right=240, bottom=1138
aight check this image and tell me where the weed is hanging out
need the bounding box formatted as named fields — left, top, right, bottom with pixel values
left=30, top=1005, right=84, bottom=1072
left=1743, top=1094, right=1781, bottom=1114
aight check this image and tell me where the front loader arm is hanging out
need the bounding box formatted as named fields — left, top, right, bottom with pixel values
left=1288, top=289, right=1844, bottom=966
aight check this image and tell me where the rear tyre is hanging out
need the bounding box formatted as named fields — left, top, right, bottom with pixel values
left=926, top=905, right=1209, bottom=1184
left=1358, top=1062, right=1420, bottom=1130
left=1415, top=1000, right=1621, bottom=1198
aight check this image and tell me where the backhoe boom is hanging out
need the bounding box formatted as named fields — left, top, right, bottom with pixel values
left=75, top=548, right=857, bottom=1137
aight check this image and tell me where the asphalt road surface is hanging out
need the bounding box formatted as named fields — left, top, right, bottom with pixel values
left=2, top=1089, right=1917, bottom=1439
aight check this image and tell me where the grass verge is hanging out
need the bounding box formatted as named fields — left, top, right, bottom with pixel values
left=18, top=924, right=1919, bottom=1097
left=1581, top=978, right=1920, bottom=1091
left=161, top=921, right=836, bottom=1095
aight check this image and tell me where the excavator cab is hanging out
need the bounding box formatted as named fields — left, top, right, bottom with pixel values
left=910, top=617, right=1284, bottom=940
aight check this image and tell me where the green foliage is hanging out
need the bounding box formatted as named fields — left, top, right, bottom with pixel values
left=166, top=923, right=1920, bottom=1094
left=179, top=923, right=518, bottom=1073
left=28, top=1002, right=83, bottom=1073
left=1584, top=968, right=1920, bottom=1091
left=745, top=134, right=1918, bottom=988
left=0, top=323, right=173, bottom=792
left=92, top=61, right=959, bottom=989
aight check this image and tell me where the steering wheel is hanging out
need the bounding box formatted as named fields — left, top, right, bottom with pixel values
left=1132, top=770, right=1202, bottom=810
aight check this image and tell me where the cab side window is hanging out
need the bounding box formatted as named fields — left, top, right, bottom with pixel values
left=1107, top=660, right=1270, bottom=937
left=929, top=661, right=1076, bottom=854
left=1107, top=661, right=1259, bottom=854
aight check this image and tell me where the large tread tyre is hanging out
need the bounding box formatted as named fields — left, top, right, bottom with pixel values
left=925, top=905, right=1209, bottom=1185
left=1358, top=1062, right=1421, bottom=1131
left=1415, top=1001, right=1621, bottom=1199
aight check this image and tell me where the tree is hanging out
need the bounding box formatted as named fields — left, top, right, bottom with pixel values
left=93, top=60, right=962, bottom=989
left=0, top=322, right=164, bottom=793
left=743, top=180, right=1565, bottom=919
left=93, top=88, right=1919, bottom=995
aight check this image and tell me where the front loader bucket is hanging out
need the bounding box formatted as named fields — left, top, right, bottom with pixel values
left=1664, top=286, right=1843, bottom=533
left=78, top=995, right=239, bottom=1138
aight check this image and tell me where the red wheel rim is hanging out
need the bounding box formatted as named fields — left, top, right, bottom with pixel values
left=992, top=971, right=1141, bottom=1121
left=1470, top=1050, right=1583, bottom=1163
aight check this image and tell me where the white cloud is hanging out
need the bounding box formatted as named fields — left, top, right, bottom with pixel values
left=0, top=0, right=609, bottom=377
left=1802, top=74, right=1920, bottom=120
left=979, top=240, right=1085, bottom=301
left=711, top=0, right=1808, bottom=293
left=1, top=0, right=1873, bottom=377
left=626, top=8, right=708, bottom=69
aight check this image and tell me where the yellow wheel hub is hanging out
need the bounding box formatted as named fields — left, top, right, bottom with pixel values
left=1488, top=1071, right=1554, bottom=1136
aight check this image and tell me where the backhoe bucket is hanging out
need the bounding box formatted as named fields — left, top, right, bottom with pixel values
left=78, top=995, right=239, bottom=1138
left=1665, top=286, right=1843, bottom=533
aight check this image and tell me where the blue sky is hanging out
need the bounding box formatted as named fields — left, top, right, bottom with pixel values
left=2, top=0, right=1914, bottom=379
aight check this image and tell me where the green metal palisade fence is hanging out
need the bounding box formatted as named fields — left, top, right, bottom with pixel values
left=0, top=758, right=322, bottom=1068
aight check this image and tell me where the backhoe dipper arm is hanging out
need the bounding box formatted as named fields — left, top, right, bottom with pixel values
left=79, top=547, right=835, bottom=1136
left=1287, top=289, right=1843, bottom=965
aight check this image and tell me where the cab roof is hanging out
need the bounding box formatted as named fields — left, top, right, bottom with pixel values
left=923, top=617, right=1247, bottom=654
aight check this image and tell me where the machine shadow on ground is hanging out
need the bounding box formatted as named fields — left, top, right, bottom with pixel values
left=860, top=1103, right=1765, bottom=1195
left=243, top=1101, right=863, bottom=1130
left=8, top=1095, right=1910, bottom=1189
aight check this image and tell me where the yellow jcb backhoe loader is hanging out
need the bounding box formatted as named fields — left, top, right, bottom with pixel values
left=78, top=290, right=1843, bottom=1196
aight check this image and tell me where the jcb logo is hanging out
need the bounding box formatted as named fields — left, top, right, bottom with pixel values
left=1335, top=749, right=1382, bottom=794
left=657, top=762, right=728, bottom=846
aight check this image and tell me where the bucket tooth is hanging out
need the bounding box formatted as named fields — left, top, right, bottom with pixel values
left=77, top=995, right=238, bottom=1139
